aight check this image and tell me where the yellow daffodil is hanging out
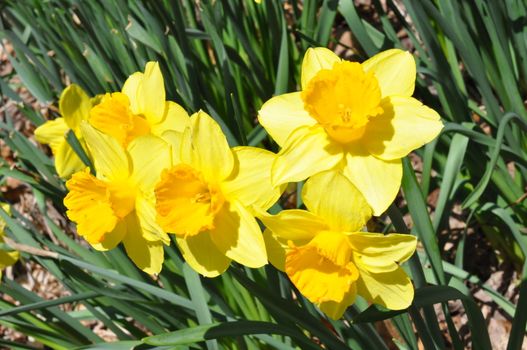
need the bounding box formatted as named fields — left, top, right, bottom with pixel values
left=89, top=61, right=189, bottom=148
left=154, top=111, right=283, bottom=277
left=261, top=171, right=417, bottom=319
left=64, top=124, right=171, bottom=274
left=0, top=203, right=19, bottom=279
left=259, top=48, right=443, bottom=215
left=35, top=84, right=94, bottom=178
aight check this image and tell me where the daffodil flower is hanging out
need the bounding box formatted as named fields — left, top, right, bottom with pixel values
left=35, top=85, right=94, bottom=178
left=154, top=111, right=283, bottom=277
left=261, top=171, right=417, bottom=319
left=89, top=62, right=189, bottom=148
left=0, top=203, right=19, bottom=279
left=259, top=48, right=443, bottom=215
left=64, top=124, right=171, bottom=274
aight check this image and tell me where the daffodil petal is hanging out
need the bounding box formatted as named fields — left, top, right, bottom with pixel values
left=54, top=140, right=86, bottom=179
left=189, top=111, right=234, bottom=181
left=176, top=233, right=231, bottom=277
left=301, top=47, right=341, bottom=89
left=259, top=209, right=327, bottom=241
left=80, top=122, right=129, bottom=181
left=91, top=219, right=126, bottom=251
left=150, top=101, right=190, bottom=136
left=344, top=154, right=402, bottom=216
left=222, top=147, right=284, bottom=211
left=257, top=92, right=316, bottom=147
left=303, top=171, right=372, bottom=232
left=365, top=96, right=443, bottom=160
left=356, top=266, right=414, bottom=310
left=122, top=72, right=142, bottom=113
left=272, top=126, right=343, bottom=185
left=262, top=229, right=287, bottom=271
left=210, top=201, right=267, bottom=268
left=318, top=285, right=357, bottom=320
left=349, top=232, right=417, bottom=273
left=59, top=84, right=91, bottom=131
left=128, top=135, right=171, bottom=190
left=0, top=250, right=19, bottom=268
left=137, top=62, right=166, bottom=124
left=122, top=214, right=164, bottom=274
left=34, top=118, right=69, bottom=151
left=136, top=195, right=170, bottom=244
left=362, top=49, right=416, bottom=98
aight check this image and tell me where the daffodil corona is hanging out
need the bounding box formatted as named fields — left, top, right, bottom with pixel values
left=262, top=171, right=416, bottom=319
left=64, top=124, right=171, bottom=274
left=259, top=48, right=443, bottom=215
left=154, top=111, right=283, bottom=277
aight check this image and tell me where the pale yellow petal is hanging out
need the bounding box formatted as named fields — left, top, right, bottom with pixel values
left=0, top=250, right=19, bottom=269
left=349, top=232, right=416, bottom=273
left=189, top=111, right=234, bottom=181
left=303, top=171, right=372, bottom=232
left=80, top=122, right=129, bottom=181
left=301, top=47, right=341, bottom=90
left=59, top=84, right=91, bottom=131
left=135, top=195, right=170, bottom=244
left=257, top=92, right=316, bottom=147
left=318, top=285, right=357, bottom=320
left=161, top=130, right=186, bottom=165
left=259, top=209, right=326, bottom=241
left=364, top=96, right=443, bottom=160
left=54, top=141, right=86, bottom=179
left=122, top=214, right=164, bottom=274
left=356, top=266, right=414, bottom=310
left=222, top=147, right=284, bottom=211
left=272, top=126, right=343, bottom=186
left=129, top=62, right=166, bottom=124
left=91, top=219, right=126, bottom=251
left=362, top=49, right=416, bottom=98
left=121, top=72, right=143, bottom=113
left=210, top=201, right=267, bottom=268
left=34, top=118, right=69, bottom=152
left=344, top=153, right=402, bottom=216
left=262, top=229, right=287, bottom=271
left=176, top=232, right=231, bottom=278
left=128, top=135, right=171, bottom=191
left=150, top=101, right=190, bottom=136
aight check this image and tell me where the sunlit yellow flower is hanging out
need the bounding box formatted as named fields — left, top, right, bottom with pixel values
left=259, top=48, right=443, bottom=215
left=64, top=124, right=171, bottom=274
left=154, top=111, right=283, bottom=277
left=261, top=171, right=416, bottom=319
left=89, top=61, right=189, bottom=148
left=0, top=203, right=20, bottom=279
left=35, top=85, right=95, bottom=178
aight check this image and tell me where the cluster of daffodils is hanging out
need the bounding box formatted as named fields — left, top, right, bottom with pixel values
left=35, top=48, right=442, bottom=319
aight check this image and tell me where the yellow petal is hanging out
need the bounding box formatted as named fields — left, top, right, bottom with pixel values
left=34, top=118, right=69, bottom=152
left=54, top=140, right=86, bottom=179
left=126, top=62, right=166, bottom=124
left=0, top=250, right=19, bottom=269
left=301, top=48, right=341, bottom=90
left=344, top=153, right=402, bottom=216
left=150, top=101, right=190, bottom=136
left=356, top=266, right=414, bottom=310
left=189, top=111, right=234, bottom=181
left=176, top=232, right=231, bottom=277
left=80, top=123, right=129, bottom=181
left=121, top=72, right=142, bottom=113
left=122, top=214, right=164, bottom=274
left=272, top=126, right=343, bottom=185
left=135, top=195, right=170, bottom=244
left=364, top=96, right=443, bottom=160
left=210, top=200, right=267, bottom=268
left=59, top=84, right=91, bottom=131
left=303, top=171, right=372, bottom=232
left=362, top=49, right=416, bottom=98
left=349, top=232, right=416, bottom=273
left=91, top=219, right=126, bottom=251
left=128, top=135, right=171, bottom=190
left=257, top=92, right=316, bottom=147
left=259, top=209, right=327, bottom=241
left=262, top=229, right=287, bottom=271
left=222, top=147, right=284, bottom=211
left=318, top=285, right=357, bottom=320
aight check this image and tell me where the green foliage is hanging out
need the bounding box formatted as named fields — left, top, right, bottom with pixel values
left=0, top=0, right=526, bottom=349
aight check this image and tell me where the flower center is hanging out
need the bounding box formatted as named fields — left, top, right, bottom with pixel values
left=301, top=61, right=383, bottom=144
left=64, top=169, right=136, bottom=244
left=154, top=164, right=224, bottom=237
left=285, top=231, right=359, bottom=303
left=89, top=92, right=150, bottom=147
